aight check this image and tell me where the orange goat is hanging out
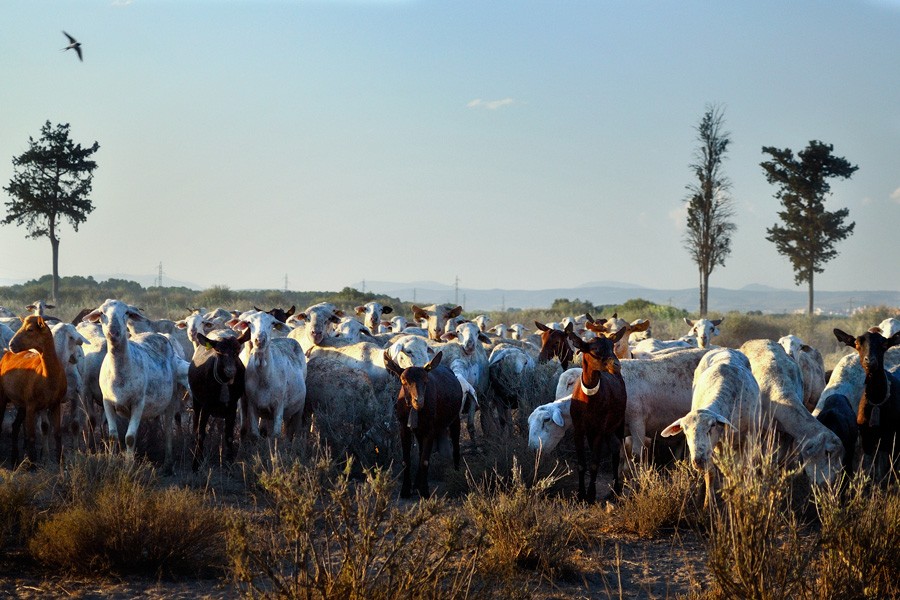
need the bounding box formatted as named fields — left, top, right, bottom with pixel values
left=0, top=316, right=67, bottom=464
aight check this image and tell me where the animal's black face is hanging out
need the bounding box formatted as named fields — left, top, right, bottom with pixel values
left=400, top=368, right=430, bottom=412
left=580, top=337, right=619, bottom=374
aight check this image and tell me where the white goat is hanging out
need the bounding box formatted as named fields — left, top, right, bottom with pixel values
left=778, top=335, right=826, bottom=411
left=85, top=299, right=180, bottom=468
left=661, top=348, right=761, bottom=505
left=684, top=318, right=722, bottom=349
left=235, top=310, right=307, bottom=440
left=355, top=301, right=393, bottom=333
left=740, top=339, right=843, bottom=486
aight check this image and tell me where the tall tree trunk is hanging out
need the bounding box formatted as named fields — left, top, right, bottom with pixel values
left=701, top=270, right=709, bottom=317
left=807, top=268, right=814, bottom=316
left=51, top=234, right=60, bottom=304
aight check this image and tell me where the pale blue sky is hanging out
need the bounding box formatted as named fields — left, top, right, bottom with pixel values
left=1, top=0, right=899, bottom=293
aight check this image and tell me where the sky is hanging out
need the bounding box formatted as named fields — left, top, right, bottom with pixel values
left=1, top=0, right=899, bottom=295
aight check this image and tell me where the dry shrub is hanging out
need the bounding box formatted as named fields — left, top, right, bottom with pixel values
left=616, top=461, right=704, bottom=538
left=304, top=355, right=399, bottom=470
left=29, top=454, right=230, bottom=577
left=704, top=433, right=815, bottom=600
left=813, top=474, right=900, bottom=599
left=229, top=449, right=481, bottom=600
left=0, top=465, right=49, bottom=554
left=463, top=458, right=574, bottom=580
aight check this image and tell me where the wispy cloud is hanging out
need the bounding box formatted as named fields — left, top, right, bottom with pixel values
left=668, top=206, right=687, bottom=231
left=891, top=186, right=900, bottom=203
left=467, top=98, right=515, bottom=110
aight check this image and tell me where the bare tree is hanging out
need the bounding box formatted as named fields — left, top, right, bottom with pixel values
left=683, top=105, right=736, bottom=316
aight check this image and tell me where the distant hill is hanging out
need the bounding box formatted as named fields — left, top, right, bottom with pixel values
left=353, top=280, right=900, bottom=315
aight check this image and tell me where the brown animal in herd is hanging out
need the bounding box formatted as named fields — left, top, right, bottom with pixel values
left=566, top=326, right=628, bottom=502
left=0, top=316, right=68, bottom=465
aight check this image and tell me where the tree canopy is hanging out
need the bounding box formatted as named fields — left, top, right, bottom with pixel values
left=760, top=140, right=857, bottom=314
left=683, top=105, right=736, bottom=316
left=3, top=121, right=100, bottom=302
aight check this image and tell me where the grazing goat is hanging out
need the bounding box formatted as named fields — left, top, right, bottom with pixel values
left=50, top=323, right=92, bottom=450
left=536, top=321, right=575, bottom=370
left=85, top=299, right=180, bottom=469
left=0, top=316, right=67, bottom=464
left=661, top=348, right=761, bottom=506
left=384, top=350, right=462, bottom=498
left=567, top=327, right=628, bottom=501
left=189, top=329, right=250, bottom=470
left=834, top=328, right=900, bottom=477
left=778, top=335, right=826, bottom=411
left=488, top=342, right=536, bottom=430
left=740, top=339, right=843, bottom=485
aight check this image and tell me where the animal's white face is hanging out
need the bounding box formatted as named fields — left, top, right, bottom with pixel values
left=778, top=335, right=804, bottom=359
left=507, top=324, right=528, bottom=340
left=388, top=336, right=434, bottom=368
left=679, top=410, right=729, bottom=472
left=527, top=404, right=568, bottom=452
left=454, top=322, right=481, bottom=355
left=800, top=431, right=843, bottom=486
left=51, top=323, right=89, bottom=365
left=304, top=304, right=339, bottom=345
left=180, top=313, right=215, bottom=345
left=687, top=319, right=721, bottom=348
left=242, top=311, right=278, bottom=355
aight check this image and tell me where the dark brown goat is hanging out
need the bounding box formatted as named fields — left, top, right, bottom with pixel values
left=567, top=326, right=627, bottom=502
left=0, top=316, right=67, bottom=464
left=188, top=330, right=250, bottom=471
left=384, top=350, right=462, bottom=498
left=536, top=321, right=581, bottom=370
left=834, top=328, right=900, bottom=473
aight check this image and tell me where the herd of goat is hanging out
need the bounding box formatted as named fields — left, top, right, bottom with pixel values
left=0, top=299, right=898, bottom=503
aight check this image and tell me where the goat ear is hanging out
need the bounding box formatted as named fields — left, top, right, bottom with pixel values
left=440, top=332, right=456, bottom=341
left=237, top=327, right=252, bottom=345
left=711, top=318, right=723, bottom=326
left=684, top=318, right=694, bottom=326
left=197, top=333, right=212, bottom=348
left=253, top=306, right=262, bottom=312
left=566, top=331, right=586, bottom=351
left=660, top=420, right=683, bottom=437
left=478, top=333, right=492, bottom=344
left=355, top=305, right=366, bottom=315
left=631, top=319, right=650, bottom=332
left=412, top=305, right=428, bottom=320
left=285, top=306, right=295, bottom=317
left=534, top=321, right=549, bottom=332
left=833, top=328, right=856, bottom=347
left=334, top=309, right=345, bottom=318
left=382, top=306, right=393, bottom=314
left=564, top=322, right=574, bottom=334
left=714, top=413, right=736, bottom=430
left=611, top=326, right=628, bottom=344
left=383, top=350, right=403, bottom=378
left=551, top=409, right=565, bottom=428
left=175, top=320, right=187, bottom=329
left=297, top=312, right=309, bottom=321
left=46, top=304, right=56, bottom=310
left=425, top=351, right=443, bottom=371
left=448, top=306, right=463, bottom=319
left=584, top=313, right=594, bottom=323
left=886, top=331, right=900, bottom=349
left=25, top=304, right=35, bottom=311
left=84, top=309, right=102, bottom=323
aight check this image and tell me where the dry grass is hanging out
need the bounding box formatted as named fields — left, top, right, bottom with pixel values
left=0, top=465, right=49, bottom=555
left=813, top=473, right=900, bottom=599
left=615, top=461, right=705, bottom=538
left=228, top=446, right=482, bottom=600
left=29, top=454, right=231, bottom=577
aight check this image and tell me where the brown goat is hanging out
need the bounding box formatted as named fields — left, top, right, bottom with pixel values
left=536, top=321, right=579, bottom=370
left=834, top=328, right=900, bottom=475
left=384, top=350, right=462, bottom=498
left=0, top=316, right=67, bottom=465
left=567, top=326, right=628, bottom=502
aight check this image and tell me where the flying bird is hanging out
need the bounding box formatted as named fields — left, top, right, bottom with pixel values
left=62, top=31, right=82, bottom=61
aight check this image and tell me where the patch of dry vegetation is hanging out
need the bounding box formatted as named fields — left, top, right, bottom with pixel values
left=29, top=454, right=230, bottom=577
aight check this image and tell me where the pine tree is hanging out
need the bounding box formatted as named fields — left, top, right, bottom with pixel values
left=3, top=121, right=100, bottom=303
left=760, top=140, right=857, bottom=315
